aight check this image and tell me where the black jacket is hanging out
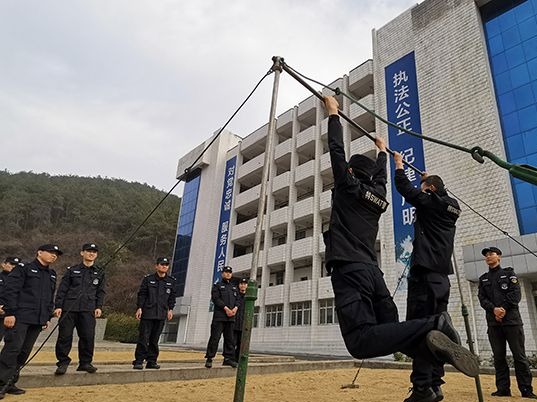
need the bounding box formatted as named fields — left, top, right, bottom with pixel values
left=394, top=169, right=460, bottom=275
left=1, top=260, right=57, bottom=325
left=211, top=279, right=239, bottom=322
left=478, top=265, right=522, bottom=326
left=136, top=273, right=177, bottom=320
left=55, top=263, right=106, bottom=312
left=0, top=270, right=9, bottom=294
left=234, top=293, right=246, bottom=331
left=323, top=115, right=389, bottom=269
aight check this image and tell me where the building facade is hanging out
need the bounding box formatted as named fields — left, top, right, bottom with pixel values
left=166, top=0, right=537, bottom=357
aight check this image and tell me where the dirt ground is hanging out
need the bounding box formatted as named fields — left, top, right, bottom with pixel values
left=13, top=368, right=526, bottom=402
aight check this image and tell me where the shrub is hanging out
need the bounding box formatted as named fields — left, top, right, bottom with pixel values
left=393, top=352, right=413, bottom=362
left=104, top=312, right=139, bottom=343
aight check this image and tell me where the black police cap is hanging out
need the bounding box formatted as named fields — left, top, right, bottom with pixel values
left=222, top=266, right=233, bottom=273
left=82, top=243, right=99, bottom=252
left=481, top=246, right=502, bottom=256
left=37, top=244, right=63, bottom=255
left=239, top=278, right=248, bottom=284
left=156, top=257, right=170, bottom=265
left=4, top=257, right=21, bottom=265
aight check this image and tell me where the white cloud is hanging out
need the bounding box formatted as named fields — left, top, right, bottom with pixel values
left=0, top=0, right=417, bottom=190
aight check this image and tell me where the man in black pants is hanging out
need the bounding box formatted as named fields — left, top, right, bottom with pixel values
left=0, top=257, right=22, bottom=342
left=205, top=266, right=239, bottom=368
left=322, top=96, right=478, bottom=401
left=54, top=243, right=105, bottom=375
left=233, top=278, right=248, bottom=362
left=478, top=246, right=536, bottom=399
left=133, top=257, right=176, bottom=370
left=394, top=152, right=461, bottom=402
left=0, top=244, right=61, bottom=399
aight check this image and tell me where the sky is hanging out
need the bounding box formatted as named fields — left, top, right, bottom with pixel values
left=0, top=0, right=418, bottom=192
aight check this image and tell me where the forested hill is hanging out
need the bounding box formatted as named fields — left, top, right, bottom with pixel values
left=0, top=170, right=181, bottom=313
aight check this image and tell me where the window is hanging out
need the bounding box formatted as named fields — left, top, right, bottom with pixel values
left=290, top=301, right=311, bottom=326
left=319, top=298, right=338, bottom=325
left=265, top=304, right=283, bottom=327
left=171, top=170, right=201, bottom=296
left=295, top=230, right=306, bottom=240
left=482, top=0, right=537, bottom=234
left=276, top=271, right=284, bottom=285
left=253, top=306, right=260, bottom=328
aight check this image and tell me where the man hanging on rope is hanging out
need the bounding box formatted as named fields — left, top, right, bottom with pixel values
left=0, top=244, right=62, bottom=399
left=322, top=96, right=479, bottom=397
left=394, top=153, right=461, bottom=402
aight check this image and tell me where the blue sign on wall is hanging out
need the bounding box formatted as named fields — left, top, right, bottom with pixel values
left=212, top=156, right=237, bottom=284
left=385, top=51, right=426, bottom=288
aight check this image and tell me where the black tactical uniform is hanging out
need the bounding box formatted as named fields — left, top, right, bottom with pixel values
left=0, top=254, right=58, bottom=390
left=0, top=270, right=11, bottom=342
left=205, top=271, right=239, bottom=365
left=478, top=260, right=533, bottom=396
left=233, top=285, right=246, bottom=362
left=394, top=169, right=461, bottom=391
left=0, top=257, right=23, bottom=342
left=54, top=261, right=105, bottom=370
left=133, top=272, right=176, bottom=367
left=324, top=114, right=447, bottom=361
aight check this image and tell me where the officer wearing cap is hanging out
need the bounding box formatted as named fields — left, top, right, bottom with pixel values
left=204, top=266, right=239, bottom=368
left=132, top=257, right=176, bottom=370
left=54, top=243, right=105, bottom=375
left=478, top=247, right=536, bottom=399
left=321, top=96, right=479, bottom=389
left=0, top=258, right=23, bottom=341
left=233, top=278, right=248, bottom=362
left=393, top=153, right=461, bottom=401
left=0, top=244, right=61, bottom=398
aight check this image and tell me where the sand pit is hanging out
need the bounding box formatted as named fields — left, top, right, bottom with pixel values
left=13, top=368, right=512, bottom=402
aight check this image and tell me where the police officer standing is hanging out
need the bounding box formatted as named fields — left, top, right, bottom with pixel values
left=233, top=278, right=248, bottom=362
left=322, top=96, right=478, bottom=389
left=0, top=257, right=22, bottom=342
left=205, top=266, right=239, bottom=368
left=394, top=153, right=461, bottom=402
left=478, top=246, right=536, bottom=399
left=132, top=257, right=176, bottom=370
left=0, top=244, right=61, bottom=399
left=54, top=243, right=105, bottom=375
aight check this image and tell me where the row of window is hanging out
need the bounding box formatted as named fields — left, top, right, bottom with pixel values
left=251, top=299, right=339, bottom=328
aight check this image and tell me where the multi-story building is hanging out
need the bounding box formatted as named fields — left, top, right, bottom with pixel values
left=166, top=0, right=537, bottom=357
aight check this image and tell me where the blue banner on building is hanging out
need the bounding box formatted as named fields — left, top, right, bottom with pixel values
left=212, top=156, right=237, bottom=284
left=385, top=51, right=426, bottom=289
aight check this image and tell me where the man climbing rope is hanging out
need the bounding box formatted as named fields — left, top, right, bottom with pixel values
left=394, top=153, right=461, bottom=402
left=322, top=95, right=479, bottom=401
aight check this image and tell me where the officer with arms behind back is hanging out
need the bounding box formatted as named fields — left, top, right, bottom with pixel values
left=233, top=278, right=248, bottom=362
left=132, top=257, right=176, bottom=370
left=0, top=257, right=23, bottom=342
left=205, top=266, right=239, bottom=369
left=0, top=244, right=62, bottom=399
left=478, top=246, right=536, bottom=399
left=54, top=243, right=105, bottom=375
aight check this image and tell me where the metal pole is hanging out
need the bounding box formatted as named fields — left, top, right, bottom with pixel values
left=452, top=253, right=484, bottom=402
left=233, top=56, right=282, bottom=402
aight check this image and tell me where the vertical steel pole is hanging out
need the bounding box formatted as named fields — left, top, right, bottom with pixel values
left=233, top=56, right=282, bottom=402
left=452, top=254, right=484, bottom=402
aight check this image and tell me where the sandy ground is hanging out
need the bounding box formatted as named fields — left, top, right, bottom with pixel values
left=10, top=368, right=527, bottom=402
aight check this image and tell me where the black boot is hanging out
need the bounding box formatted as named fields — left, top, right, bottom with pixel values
left=403, top=387, right=437, bottom=402
left=426, top=330, right=479, bottom=377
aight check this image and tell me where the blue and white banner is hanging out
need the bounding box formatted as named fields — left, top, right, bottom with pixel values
left=385, top=51, right=426, bottom=289
left=212, top=156, right=237, bottom=284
